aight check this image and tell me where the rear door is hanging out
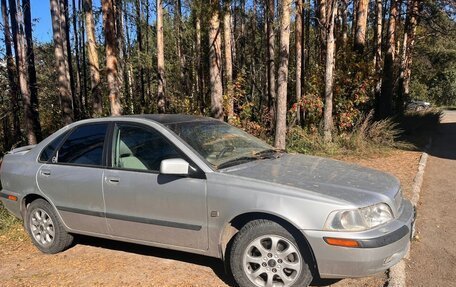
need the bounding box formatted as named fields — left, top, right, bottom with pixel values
left=103, top=122, right=208, bottom=250
left=37, top=123, right=109, bottom=234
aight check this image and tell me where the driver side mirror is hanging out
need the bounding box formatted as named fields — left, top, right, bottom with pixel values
left=160, top=158, right=189, bottom=176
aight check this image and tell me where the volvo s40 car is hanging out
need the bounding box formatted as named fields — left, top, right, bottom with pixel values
left=0, top=115, right=415, bottom=287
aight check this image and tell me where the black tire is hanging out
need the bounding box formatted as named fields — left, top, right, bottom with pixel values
left=230, top=219, right=313, bottom=287
left=25, top=198, right=73, bottom=254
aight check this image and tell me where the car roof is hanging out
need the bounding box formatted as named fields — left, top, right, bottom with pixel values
left=126, top=114, right=218, bottom=125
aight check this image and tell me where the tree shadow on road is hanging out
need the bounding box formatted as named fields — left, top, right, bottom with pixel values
left=425, top=122, right=456, bottom=160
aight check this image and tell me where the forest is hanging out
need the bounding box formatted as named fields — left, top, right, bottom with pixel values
left=0, top=0, right=455, bottom=154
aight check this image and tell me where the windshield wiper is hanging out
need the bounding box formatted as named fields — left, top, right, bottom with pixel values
left=217, top=156, right=259, bottom=169
left=254, top=149, right=285, bottom=159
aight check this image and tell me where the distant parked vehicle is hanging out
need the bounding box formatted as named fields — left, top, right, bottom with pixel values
left=0, top=115, right=415, bottom=287
left=406, top=100, right=431, bottom=111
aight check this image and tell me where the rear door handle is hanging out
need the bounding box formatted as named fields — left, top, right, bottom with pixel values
left=105, top=177, right=120, bottom=184
left=40, top=170, right=51, bottom=176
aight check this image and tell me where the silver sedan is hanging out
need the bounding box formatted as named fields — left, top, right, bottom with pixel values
left=0, top=115, right=414, bottom=287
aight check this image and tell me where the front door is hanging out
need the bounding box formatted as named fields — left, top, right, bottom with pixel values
left=103, top=123, right=208, bottom=250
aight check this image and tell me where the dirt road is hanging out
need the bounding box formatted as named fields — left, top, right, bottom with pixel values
left=407, top=110, right=456, bottom=286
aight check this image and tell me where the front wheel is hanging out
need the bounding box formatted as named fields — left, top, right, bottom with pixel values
left=25, top=199, right=73, bottom=254
left=230, top=220, right=313, bottom=287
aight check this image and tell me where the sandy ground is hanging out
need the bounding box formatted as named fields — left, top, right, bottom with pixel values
left=406, top=111, right=456, bottom=286
left=0, top=150, right=423, bottom=287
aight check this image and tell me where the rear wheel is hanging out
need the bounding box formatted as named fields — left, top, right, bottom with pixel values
left=25, top=199, right=73, bottom=254
left=230, top=219, right=313, bottom=287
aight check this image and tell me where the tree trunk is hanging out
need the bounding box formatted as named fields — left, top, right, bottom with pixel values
left=124, top=0, right=134, bottom=113
left=62, top=0, right=80, bottom=120
left=22, top=0, right=42, bottom=141
left=354, top=0, right=368, bottom=53
left=303, top=2, right=310, bottom=76
left=175, top=0, right=186, bottom=97
left=340, top=0, right=348, bottom=47
left=79, top=0, right=88, bottom=113
left=1, top=0, right=21, bottom=144
left=115, top=0, right=125, bottom=109
left=209, top=0, right=223, bottom=120
left=323, top=0, right=337, bottom=143
left=274, top=0, right=292, bottom=149
left=120, top=0, right=131, bottom=113
left=379, top=0, right=398, bottom=118
left=398, top=0, right=418, bottom=113
left=224, top=0, right=234, bottom=122
left=317, top=0, right=326, bottom=62
left=374, top=0, right=382, bottom=110
left=135, top=0, right=145, bottom=112
left=295, top=0, right=303, bottom=123
left=50, top=0, right=74, bottom=124
left=267, top=0, right=276, bottom=114
left=196, top=8, right=204, bottom=113
left=72, top=0, right=85, bottom=117
left=83, top=0, right=102, bottom=116
left=102, top=0, right=122, bottom=116
left=10, top=0, right=39, bottom=143
left=239, top=0, right=246, bottom=70
left=157, top=0, right=166, bottom=113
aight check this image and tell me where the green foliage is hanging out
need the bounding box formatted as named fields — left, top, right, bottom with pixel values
left=410, top=2, right=456, bottom=106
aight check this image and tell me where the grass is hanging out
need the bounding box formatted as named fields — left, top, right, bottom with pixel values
left=287, top=109, right=442, bottom=158
left=0, top=202, right=20, bottom=234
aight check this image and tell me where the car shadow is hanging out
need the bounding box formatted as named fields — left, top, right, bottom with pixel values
left=73, top=234, right=342, bottom=286
left=73, top=234, right=236, bottom=286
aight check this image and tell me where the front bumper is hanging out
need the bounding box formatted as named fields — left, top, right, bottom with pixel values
left=303, top=199, right=415, bottom=279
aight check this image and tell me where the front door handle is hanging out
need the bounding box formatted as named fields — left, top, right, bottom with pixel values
left=105, top=177, right=120, bottom=184
left=40, top=170, right=51, bottom=176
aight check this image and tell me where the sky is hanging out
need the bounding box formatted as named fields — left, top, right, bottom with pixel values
left=7, top=0, right=102, bottom=44
left=30, top=0, right=52, bottom=43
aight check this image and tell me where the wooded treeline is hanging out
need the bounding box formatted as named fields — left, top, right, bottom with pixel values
left=0, top=0, right=455, bottom=152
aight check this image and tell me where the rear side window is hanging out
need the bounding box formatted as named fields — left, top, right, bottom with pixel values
left=39, top=132, right=68, bottom=162
left=57, top=123, right=108, bottom=166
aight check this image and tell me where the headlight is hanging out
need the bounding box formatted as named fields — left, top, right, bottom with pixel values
left=324, top=203, right=393, bottom=231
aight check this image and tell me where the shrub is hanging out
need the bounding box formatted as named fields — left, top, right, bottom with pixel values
left=286, top=111, right=409, bottom=156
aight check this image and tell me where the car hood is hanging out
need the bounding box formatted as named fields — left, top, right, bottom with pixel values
left=222, top=153, right=400, bottom=207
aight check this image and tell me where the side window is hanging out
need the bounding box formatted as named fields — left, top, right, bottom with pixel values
left=113, top=124, right=181, bottom=171
left=39, top=132, right=68, bottom=162
left=57, top=123, right=108, bottom=166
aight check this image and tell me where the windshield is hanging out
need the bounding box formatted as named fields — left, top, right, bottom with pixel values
left=165, top=120, right=274, bottom=168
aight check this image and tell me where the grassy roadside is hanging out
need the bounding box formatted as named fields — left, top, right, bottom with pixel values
left=0, top=201, right=25, bottom=244
left=287, top=109, right=441, bottom=158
